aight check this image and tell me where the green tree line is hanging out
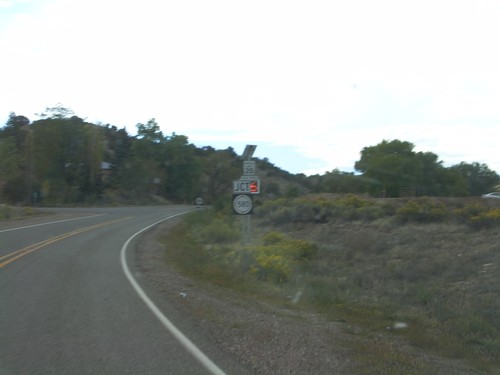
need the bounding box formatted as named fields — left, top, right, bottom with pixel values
left=0, top=109, right=241, bottom=204
left=310, top=139, right=499, bottom=197
left=1, top=109, right=498, bottom=204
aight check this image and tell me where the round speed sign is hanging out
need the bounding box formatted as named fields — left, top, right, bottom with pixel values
left=233, top=194, right=253, bottom=215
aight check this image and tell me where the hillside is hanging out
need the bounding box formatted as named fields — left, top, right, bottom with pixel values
left=160, top=195, right=500, bottom=374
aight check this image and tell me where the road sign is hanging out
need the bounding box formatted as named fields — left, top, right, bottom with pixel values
left=242, top=145, right=257, bottom=160
left=233, top=194, right=253, bottom=215
left=249, top=181, right=258, bottom=193
left=243, top=161, right=256, bottom=176
left=233, top=179, right=260, bottom=194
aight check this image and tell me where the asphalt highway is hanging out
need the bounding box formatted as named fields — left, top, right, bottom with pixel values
left=0, top=206, right=243, bottom=375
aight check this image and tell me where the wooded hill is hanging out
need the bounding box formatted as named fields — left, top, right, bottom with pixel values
left=1, top=108, right=498, bottom=205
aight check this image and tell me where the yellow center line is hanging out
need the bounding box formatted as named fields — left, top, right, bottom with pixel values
left=0, top=216, right=133, bottom=268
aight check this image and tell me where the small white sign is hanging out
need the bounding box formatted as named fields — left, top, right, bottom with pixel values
left=233, top=195, right=253, bottom=214
left=243, top=161, right=256, bottom=176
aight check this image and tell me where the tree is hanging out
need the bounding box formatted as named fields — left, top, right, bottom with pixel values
left=131, top=119, right=166, bottom=184
left=163, top=134, right=201, bottom=201
left=353, top=139, right=468, bottom=197
left=102, top=125, right=132, bottom=192
left=355, top=140, right=421, bottom=197
left=0, top=113, right=32, bottom=202
left=31, top=116, right=107, bottom=203
left=449, top=162, right=500, bottom=196
left=433, top=167, right=468, bottom=197
left=1, top=113, right=30, bottom=148
left=0, top=137, right=23, bottom=202
left=118, top=119, right=168, bottom=199
left=36, top=104, right=74, bottom=119
left=317, top=169, right=368, bottom=194
left=199, top=147, right=240, bottom=202
left=136, top=118, right=164, bottom=143
left=412, top=151, right=438, bottom=195
left=79, top=124, right=106, bottom=199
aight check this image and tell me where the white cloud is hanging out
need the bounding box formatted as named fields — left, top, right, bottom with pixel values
left=1, top=0, right=499, bottom=175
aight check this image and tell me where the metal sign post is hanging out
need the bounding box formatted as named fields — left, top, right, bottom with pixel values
left=232, top=145, right=259, bottom=245
left=242, top=214, right=252, bottom=245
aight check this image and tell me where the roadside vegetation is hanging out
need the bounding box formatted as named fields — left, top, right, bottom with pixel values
left=0, top=204, right=39, bottom=220
left=2, top=106, right=499, bottom=371
left=162, top=195, right=500, bottom=374
left=3, top=106, right=500, bottom=372
left=1, top=109, right=499, bottom=207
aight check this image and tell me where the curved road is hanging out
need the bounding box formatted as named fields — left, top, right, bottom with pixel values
left=0, top=206, right=245, bottom=374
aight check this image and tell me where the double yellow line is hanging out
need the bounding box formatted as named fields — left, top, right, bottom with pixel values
left=0, top=217, right=132, bottom=268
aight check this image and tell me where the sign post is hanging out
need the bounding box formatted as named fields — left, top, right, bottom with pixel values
left=233, top=145, right=259, bottom=245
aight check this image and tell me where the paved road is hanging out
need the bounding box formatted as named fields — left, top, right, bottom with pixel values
left=0, top=206, right=241, bottom=375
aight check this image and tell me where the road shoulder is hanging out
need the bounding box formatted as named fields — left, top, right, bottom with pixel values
left=133, top=219, right=354, bottom=374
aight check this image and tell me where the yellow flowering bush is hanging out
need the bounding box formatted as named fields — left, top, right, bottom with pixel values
left=248, top=231, right=317, bottom=283
left=469, top=208, right=500, bottom=230
left=396, top=198, right=448, bottom=223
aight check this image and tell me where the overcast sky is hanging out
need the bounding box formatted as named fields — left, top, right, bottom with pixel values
left=1, top=0, right=499, bottom=175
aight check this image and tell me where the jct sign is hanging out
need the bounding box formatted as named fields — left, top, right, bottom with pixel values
left=233, top=179, right=260, bottom=194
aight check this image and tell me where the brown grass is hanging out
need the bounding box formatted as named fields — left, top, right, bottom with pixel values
left=162, top=196, right=500, bottom=373
left=260, top=197, right=500, bottom=373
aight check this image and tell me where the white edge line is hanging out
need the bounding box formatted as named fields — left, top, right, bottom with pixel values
left=120, top=211, right=226, bottom=375
left=0, top=214, right=107, bottom=233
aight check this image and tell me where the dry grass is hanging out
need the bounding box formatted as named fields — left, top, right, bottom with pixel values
left=162, top=196, right=500, bottom=373
left=262, top=198, right=500, bottom=373
left=0, top=204, right=41, bottom=220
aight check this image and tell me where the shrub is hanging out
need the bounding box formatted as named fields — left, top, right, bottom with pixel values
left=258, top=194, right=390, bottom=224
left=247, top=232, right=318, bottom=283
left=0, top=204, right=11, bottom=219
left=396, top=198, right=448, bottom=223
left=250, top=250, right=292, bottom=283
left=23, top=207, right=36, bottom=216
left=335, top=193, right=370, bottom=208
left=265, top=206, right=296, bottom=225
left=454, top=202, right=488, bottom=223
left=261, top=231, right=286, bottom=245
left=356, top=204, right=386, bottom=221
left=468, top=208, right=500, bottom=230
left=330, top=194, right=388, bottom=221
left=453, top=203, right=500, bottom=230
left=193, top=217, right=240, bottom=244
left=302, top=276, right=343, bottom=308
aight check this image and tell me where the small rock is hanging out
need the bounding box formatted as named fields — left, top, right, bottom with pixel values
left=393, top=322, right=408, bottom=330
